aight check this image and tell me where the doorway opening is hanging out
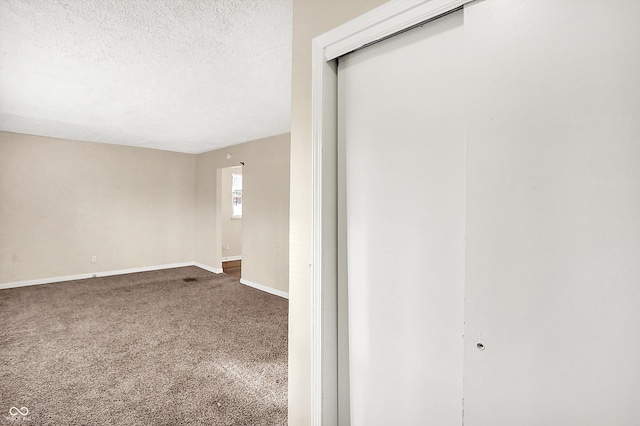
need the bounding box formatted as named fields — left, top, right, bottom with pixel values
left=220, top=165, right=243, bottom=278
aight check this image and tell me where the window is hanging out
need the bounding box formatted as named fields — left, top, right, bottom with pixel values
left=232, top=173, right=242, bottom=218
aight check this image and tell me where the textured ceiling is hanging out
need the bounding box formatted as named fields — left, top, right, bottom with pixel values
left=0, top=0, right=292, bottom=153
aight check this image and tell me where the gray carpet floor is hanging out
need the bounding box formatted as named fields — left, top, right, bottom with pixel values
left=0, top=266, right=288, bottom=425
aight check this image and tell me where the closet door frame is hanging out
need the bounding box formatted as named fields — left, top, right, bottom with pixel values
left=310, top=1, right=475, bottom=424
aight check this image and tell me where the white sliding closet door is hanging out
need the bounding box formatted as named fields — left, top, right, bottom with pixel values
left=338, top=10, right=465, bottom=425
left=463, top=1, right=640, bottom=425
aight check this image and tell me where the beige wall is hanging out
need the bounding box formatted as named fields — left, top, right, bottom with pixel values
left=195, top=133, right=290, bottom=294
left=220, top=166, right=242, bottom=259
left=2, top=131, right=290, bottom=295
left=289, top=1, right=388, bottom=424
left=0, top=131, right=195, bottom=284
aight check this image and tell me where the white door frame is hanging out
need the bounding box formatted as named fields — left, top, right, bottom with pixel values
left=310, top=0, right=476, bottom=424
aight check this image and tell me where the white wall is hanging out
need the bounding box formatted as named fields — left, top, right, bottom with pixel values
left=463, top=1, right=640, bottom=424
left=220, top=166, right=242, bottom=260
left=0, top=131, right=195, bottom=284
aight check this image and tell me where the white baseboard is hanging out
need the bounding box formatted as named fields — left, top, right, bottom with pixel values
left=0, top=261, right=223, bottom=290
left=240, top=278, right=289, bottom=299
left=221, top=255, right=242, bottom=262
left=0, top=265, right=287, bottom=300
left=193, top=262, right=224, bottom=274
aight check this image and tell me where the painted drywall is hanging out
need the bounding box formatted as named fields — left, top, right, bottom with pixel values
left=195, top=133, right=290, bottom=294
left=220, top=166, right=242, bottom=260
left=289, top=1, right=388, bottom=424
left=2, top=131, right=289, bottom=296
left=462, top=1, right=640, bottom=424
left=0, top=131, right=195, bottom=284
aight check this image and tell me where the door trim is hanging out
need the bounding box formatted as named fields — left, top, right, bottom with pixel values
left=311, top=0, right=476, bottom=424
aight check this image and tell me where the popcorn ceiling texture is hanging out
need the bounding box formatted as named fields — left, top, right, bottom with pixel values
left=0, top=0, right=292, bottom=153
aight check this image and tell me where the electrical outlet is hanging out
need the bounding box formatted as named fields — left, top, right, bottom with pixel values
left=91, top=256, right=97, bottom=263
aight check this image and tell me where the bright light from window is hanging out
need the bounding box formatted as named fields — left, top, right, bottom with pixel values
left=232, top=173, right=242, bottom=218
